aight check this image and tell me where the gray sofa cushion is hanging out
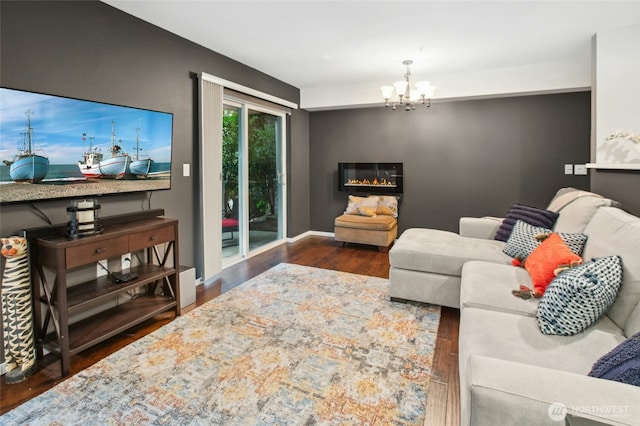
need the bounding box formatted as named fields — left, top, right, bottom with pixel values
left=460, top=307, right=625, bottom=375
left=388, top=267, right=461, bottom=308
left=548, top=189, right=621, bottom=234
left=459, top=307, right=626, bottom=426
left=581, top=207, right=640, bottom=336
left=459, top=216, right=503, bottom=239
left=466, top=356, right=640, bottom=426
left=389, top=228, right=511, bottom=276
left=461, top=261, right=539, bottom=317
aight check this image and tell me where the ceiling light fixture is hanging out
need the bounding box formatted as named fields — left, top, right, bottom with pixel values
left=380, top=60, right=436, bottom=111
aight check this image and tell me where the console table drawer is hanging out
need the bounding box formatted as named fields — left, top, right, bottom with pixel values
left=129, top=224, right=174, bottom=251
left=66, top=236, right=129, bottom=269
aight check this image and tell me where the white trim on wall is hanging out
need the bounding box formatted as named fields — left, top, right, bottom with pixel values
left=587, top=163, right=640, bottom=170
left=200, top=72, right=298, bottom=110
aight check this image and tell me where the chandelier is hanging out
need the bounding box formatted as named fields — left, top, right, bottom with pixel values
left=380, top=60, right=436, bottom=111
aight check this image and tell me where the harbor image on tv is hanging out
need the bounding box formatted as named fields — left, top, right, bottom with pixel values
left=0, top=87, right=173, bottom=204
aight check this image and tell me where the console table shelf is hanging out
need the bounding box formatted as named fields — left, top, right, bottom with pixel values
left=42, top=294, right=177, bottom=356
left=42, top=263, right=176, bottom=314
left=28, top=213, right=181, bottom=377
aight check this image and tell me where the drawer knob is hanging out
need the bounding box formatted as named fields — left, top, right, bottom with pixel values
left=95, top=248, right=106, bottom=254
left=150, top=235, right=158, bottom=241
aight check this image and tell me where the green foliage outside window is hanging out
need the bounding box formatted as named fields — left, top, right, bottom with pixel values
left=222, top=110, right=277, bottom=220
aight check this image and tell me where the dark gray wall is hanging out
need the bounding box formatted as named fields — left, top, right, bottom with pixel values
left=592, top=172, right=640, bottom=215
left=309, top=92, right=592, bottom=234
left=288, top=109, right=311, bottom=236
left=0, top=0, right=309, bottom=271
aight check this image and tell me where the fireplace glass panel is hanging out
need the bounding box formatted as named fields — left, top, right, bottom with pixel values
left=338, top=163, right=403, bottom=194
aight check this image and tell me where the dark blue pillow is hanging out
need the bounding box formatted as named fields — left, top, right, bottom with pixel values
left=494, top=203, right=559, bottom=242
left=589, top=332, right=640, bottom=386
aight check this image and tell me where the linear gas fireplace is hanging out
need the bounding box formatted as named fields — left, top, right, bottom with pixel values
left=338, top=162, right=403, bottom=195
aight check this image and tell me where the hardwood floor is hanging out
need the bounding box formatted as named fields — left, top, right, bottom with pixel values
left=0, top=236, right=460, bottom=425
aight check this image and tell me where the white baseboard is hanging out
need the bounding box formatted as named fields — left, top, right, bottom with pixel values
left=194, top=231, right=336, bottom=283
left=287, top=230, right=334, bottom=242
left=1, top=362, right=5, bottom=375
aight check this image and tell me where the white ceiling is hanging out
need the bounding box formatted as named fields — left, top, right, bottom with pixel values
left=103, top=0, right=640, bottom=109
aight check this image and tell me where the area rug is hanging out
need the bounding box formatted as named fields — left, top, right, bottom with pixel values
left=2, top=263, right=440, bottom=425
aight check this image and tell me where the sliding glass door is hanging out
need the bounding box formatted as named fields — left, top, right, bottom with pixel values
left=247, top=108, right=284, bottom=250
left=222, top=101, right=286, bottom=264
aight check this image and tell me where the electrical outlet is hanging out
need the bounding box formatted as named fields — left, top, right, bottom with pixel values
left=97, top=259, right=108, bottom=277
left=121, top=253, right=131, bottom=270
left=574, top=164, right=588, bottom=175
left=564, top=164, right=573, bottom=175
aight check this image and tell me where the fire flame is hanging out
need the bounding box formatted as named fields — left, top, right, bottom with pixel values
left=346, top=178, right=395, bottom=186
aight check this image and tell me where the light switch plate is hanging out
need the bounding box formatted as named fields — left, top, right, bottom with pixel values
left=574, top=164, right=588, bottom=175
left=564, top=164, right=573, bottom=175
left=183, top=163, right=190, bottom=177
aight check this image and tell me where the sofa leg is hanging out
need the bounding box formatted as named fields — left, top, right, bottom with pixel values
left=378, top=246, right=389, bottom=253
left=390, top=297, right=409, bottom=304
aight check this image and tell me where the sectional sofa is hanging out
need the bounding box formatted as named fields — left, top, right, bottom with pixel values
left=388, top=188, right=640, bottom=425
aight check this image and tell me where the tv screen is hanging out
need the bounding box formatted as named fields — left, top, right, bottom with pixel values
left=0, top=87, right=173, bottom=204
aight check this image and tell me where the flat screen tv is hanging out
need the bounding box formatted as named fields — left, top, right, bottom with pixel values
left=0, top=87, right=173, bottom=204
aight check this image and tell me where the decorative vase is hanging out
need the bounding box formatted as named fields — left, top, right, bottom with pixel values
left=1, top=236, right=36, bottom=383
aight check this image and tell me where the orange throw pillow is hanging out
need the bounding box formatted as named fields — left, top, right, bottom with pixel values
left=524, top=233, right=582, bottom=295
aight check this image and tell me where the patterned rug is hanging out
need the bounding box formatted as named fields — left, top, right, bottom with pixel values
left=2, top=263, right=440, bottom=425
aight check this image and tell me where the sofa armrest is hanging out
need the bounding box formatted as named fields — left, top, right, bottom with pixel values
left=459, top=217, right=503, bottom=239
left=468, top=355, right=640, bottom=426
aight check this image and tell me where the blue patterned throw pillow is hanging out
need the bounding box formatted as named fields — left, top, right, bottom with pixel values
left=503, top=220, right=588, bottom=260
left=537, top=256, right=623, bottom=336
left=494, top=203, right=559, bottom=242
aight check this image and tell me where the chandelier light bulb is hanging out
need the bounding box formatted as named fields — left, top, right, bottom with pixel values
left=380, top=85, right=394, bottom=99
left=393, top=80, right=408, bottom=100
left=380, top=86, right=394, bottom=107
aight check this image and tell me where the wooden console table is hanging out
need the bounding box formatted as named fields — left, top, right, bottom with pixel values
left=27, top=211, right=180, bottom=376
